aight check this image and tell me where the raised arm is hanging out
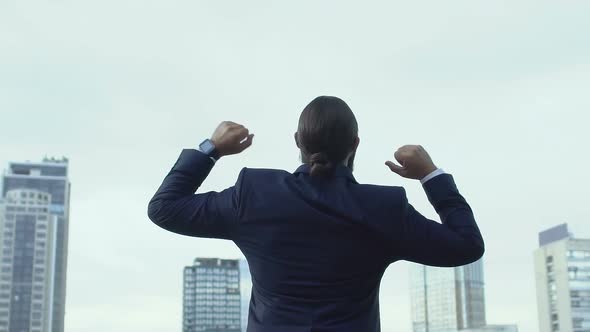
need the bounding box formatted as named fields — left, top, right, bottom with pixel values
left=385, top=145, right=484, bottom=266
left=147, top=121, right=254, bottom=239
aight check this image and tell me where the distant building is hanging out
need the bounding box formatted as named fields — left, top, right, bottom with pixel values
left=238, top=259, right=251, bottom=332
left=534, top=224, right=590, bottom=332
left=1, top=157, right=70, bottom=332
left=0, top=189, right=58, bottom=332
left=409, top=258, right=519, bottom=332
left=183, top=258, right=241, bottom=332
left=410, top=260, right=486, bottom=332
left=460, top=325, right=518, bottom=332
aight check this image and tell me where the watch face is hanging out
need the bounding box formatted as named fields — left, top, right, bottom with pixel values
left=200, top=140, right=215, bottom=154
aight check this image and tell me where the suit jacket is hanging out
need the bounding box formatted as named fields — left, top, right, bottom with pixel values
left=148, top=149, right=484, bottom=332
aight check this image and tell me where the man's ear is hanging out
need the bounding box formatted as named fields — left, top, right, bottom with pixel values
left=352, top=136, right=360, bottom=152
left=294, top=132, right=300, bottom=148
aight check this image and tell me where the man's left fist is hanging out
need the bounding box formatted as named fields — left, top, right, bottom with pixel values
left=211, top=121, right=254, bottom=157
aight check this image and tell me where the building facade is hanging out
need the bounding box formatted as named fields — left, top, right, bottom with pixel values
left=460, top=325, right=518, bottom=332
left=534, top=224, right=590, bottom=332
left=183, top=258, right=241, bottom=332
left=0, top=189, right=58, bottom=332
left=238, top=260, right=251, bottom=332
left=410, top=259, right=486, bottom=332
left=1, top=157, right=70, bottom=332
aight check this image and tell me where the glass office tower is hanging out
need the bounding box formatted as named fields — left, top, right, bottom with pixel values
left=183, top=258, right=241, bottom=332
left=0, top=189, right=58, bottom=332
left=1, top=157, right=70, bottom=332
left=238, top=260, right=251, bottom=332
left=534, top=224, right=590, bottom=332
left=409, top=259, right=486, bottom=332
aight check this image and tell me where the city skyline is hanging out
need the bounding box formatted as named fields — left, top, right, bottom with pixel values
left=2, top=1, right=590, bottom=331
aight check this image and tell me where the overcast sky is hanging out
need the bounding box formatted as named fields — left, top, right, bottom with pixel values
left=1, top=1, right=590, bottom=331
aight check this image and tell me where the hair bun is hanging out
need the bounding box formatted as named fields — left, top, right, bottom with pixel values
left=309, top=152, right=335, bottom=177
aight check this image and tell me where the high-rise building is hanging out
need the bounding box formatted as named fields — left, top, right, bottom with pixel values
left=0, top=189, right=58, bottom=332
left=410, top=260, right=486, bottom=332
left=409, top=258, right=518, bottom=332
left=1, top=157, right=70, bottom=332
left=238, top=259, right=251, bottom=332
left=183, top=258, right=241, bottom=332
left=534, top=224, right=590, bottom=332
left=460, top=325, right=518, bottom=332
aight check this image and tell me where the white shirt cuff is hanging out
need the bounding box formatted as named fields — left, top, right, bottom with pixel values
left=420, top=168, right=445, bottom=184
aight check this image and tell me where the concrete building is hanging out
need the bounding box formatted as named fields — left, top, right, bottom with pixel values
left=1, top=157, right=70, bottom=332
left=0, top=189, right=58, bottom=332
left=183, top=258, right=241, bottom=332
left=410, top=260, right=486, bottom=332
left=534, top=224, right=590, bottom=332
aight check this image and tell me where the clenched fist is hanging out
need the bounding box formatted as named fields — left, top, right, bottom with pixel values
left=211, top=121, right=254, bottom=157
left=385, top=145, right=437, bottom=180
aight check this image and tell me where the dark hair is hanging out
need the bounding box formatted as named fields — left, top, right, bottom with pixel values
left=297, top=96, right=358, bottom=177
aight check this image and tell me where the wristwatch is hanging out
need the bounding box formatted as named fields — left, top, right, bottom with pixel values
left=198, top=139, right=219, bottom=161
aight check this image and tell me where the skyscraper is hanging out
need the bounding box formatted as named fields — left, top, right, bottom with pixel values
left=238, top=259, right=251, bottom=332
left=1, top=157, right=70, bottom=332
left=409, top=260, right=486, bottom=332
left=409, top=258, right=519, bottom=332
left=459, top=326, right=518, bottom=332
left=534, top=223, right=590, bottom=332
left=183, top=258, right=241, bottom=332
left=0, top=189, right=58, bottom=332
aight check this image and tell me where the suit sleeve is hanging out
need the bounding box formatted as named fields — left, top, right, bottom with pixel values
left=395, top=174, right=485, bottom=267
left=147, top=149, right=244, bottom=240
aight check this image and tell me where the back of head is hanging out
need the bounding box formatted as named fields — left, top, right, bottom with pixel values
left=297, top=96, right=358, bottom=177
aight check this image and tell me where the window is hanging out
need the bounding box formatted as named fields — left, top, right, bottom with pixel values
left=569, top=250, right=590, bottom=259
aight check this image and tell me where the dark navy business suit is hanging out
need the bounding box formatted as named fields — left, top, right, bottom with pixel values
left=148, top=149, right=484, bottom=332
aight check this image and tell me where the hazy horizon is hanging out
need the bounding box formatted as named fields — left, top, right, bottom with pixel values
left=2, top=1, right=590, bottom=331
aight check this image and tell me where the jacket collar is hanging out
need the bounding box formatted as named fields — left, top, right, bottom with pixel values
left=294, top=163, right=358, bottom=183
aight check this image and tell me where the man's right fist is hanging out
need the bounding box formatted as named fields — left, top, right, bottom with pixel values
left=385, top=145, right=437, bottom=180
left=210, top=121, right=254, bottom=157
